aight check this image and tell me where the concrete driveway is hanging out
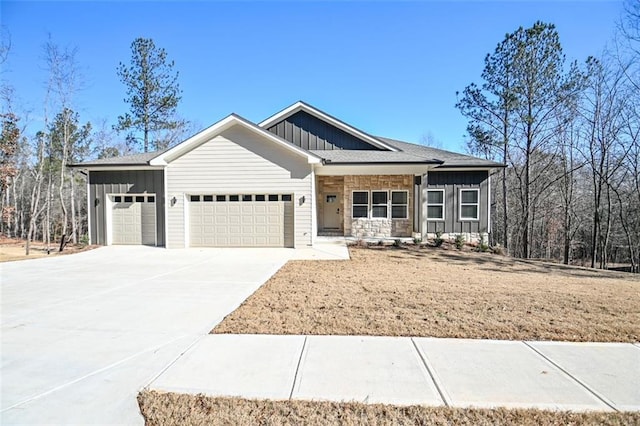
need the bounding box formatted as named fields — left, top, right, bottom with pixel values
left=1, top=246, right=293, bottom=424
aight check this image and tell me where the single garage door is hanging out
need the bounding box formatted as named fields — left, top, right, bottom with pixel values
left=189, top=194, right=294, bottom=247
left=111, top=194, right=157, bottom=246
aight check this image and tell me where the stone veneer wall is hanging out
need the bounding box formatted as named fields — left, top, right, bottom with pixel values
left=343, top=175, right=413, bottom=238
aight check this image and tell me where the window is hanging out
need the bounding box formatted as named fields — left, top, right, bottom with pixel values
left=282, top=194, right=292, bottom=202
left=268, top=194, right=279, bottom=201
left=114, top=196, right=122, bottom=203
left=124, top=196, right=133, bottom=203
left=391, top=191, right=408, bottom=219
left=352, top=191, right=368, bottom=218
left=216, top=195, right=226, bottom=202
left=426, top=190, right=445, bottom=220
left=255, top=194, right=265, bottom=201
left=203, top=195, right=213, bottom=202
left=147, top=196, right=155, bottom=203
left=135, top=196, right=144, bottom=202
left=229, top=195, right=239, bottom=202
left=371, top=191, right=388, bottom=218
left=242, top=194, right=252, bottom=202
left=190, top=195, right=200, bottom=202
left=460, top=189, right=479, bottom=220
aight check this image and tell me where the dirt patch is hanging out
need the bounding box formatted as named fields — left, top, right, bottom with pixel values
left=0, top=236, right=97, bottom=263
left=138, top=391, right=640, bottom=426
left=213, top=247, right=640, bottom=342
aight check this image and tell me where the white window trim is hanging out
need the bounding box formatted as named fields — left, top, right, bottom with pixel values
left=370, top=190, right=389, bottom=219
left=459, top=188, right=480, bottom=221
left=426, top=189, right=445, bottom=221
left=390, top=190, right=409, bottom=220
left=350, top=189, right=410, bottom=220
left=351, top=190, right=369, bottom=219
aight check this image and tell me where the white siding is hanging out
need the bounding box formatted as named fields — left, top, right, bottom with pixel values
left=166, top=125, right=313, bottom=248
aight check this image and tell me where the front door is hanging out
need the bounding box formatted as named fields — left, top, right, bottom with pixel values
left=323, top=194, right=341, bottom=229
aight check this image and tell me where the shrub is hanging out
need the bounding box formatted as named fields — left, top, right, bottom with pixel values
left=413, top=237, right=422, bottom=245
left=434, top=231, right=444, bottom=247
left=393, top=239, right=402, bottom=247
left=79, top=234, right=90, bottom=247
left=454, top=234, right=465, bottom=250
left=492, top=244, right=505, bottom=255
left=476, top=241, right=490, bottom=252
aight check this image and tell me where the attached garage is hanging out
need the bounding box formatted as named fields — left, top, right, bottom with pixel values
left=110, top=194, right=157, bottom=246
left=188, top=194, right=294, bottom=247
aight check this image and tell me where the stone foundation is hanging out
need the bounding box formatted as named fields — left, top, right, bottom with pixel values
left=425, top=232, right=487, bottom=244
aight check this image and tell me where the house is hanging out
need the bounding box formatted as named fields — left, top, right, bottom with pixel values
left=73, top=101, right=504, bottom=248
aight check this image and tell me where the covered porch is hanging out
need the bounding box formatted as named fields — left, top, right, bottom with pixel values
left=315, top=174, right=419, bottom=239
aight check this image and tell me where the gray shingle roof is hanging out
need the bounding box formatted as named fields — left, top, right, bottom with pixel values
left=71, top=148, right=168, bottom=167
left=376, top=137, right=505, bottom=168
left=71, top=128, right=504, bottom=170
left=309, top=149, right=442, bottom=164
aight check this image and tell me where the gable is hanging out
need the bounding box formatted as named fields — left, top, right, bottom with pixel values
left=266, top=110, right=382, bottom=151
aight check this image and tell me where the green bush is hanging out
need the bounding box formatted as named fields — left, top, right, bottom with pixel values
left=393, top=239, right=402, bottom=247
left=454, top=234, right=465, bottom=249
left=434, top=231, right=444, bottom=247
left=79, top=234, right=90, bottom=247
left=477, top=241, right=490, bottom=252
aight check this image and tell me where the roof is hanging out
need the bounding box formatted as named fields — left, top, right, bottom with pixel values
left=72, top=102, right=505, bottom=170
left=311, top=149, right=443, bottom=165
left=376, top=137, right=505, bottom=168
left=70, top=149, right=169, bottom=167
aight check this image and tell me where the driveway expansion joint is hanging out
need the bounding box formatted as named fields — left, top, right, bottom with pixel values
left=522, top=341, right=619, bottom=412
left=289, top=335, right=308, bottom=399
left=410, top=337, right=450, bottom=407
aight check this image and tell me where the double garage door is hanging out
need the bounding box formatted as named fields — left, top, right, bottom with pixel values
left=189, top=194, right=294, bottom=247
left=111, top=194, right=157, bottom=246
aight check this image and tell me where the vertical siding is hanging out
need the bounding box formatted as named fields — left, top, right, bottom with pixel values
left=266, top=110, right=380, bottom=150
left=88, top=170, right=165, bottom=246
left=165, top=125, right=313, bottom=248
left=422, top=170, right=489, bottom=235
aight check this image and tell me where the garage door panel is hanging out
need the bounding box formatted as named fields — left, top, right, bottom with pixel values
left=189, top=196, right=292, bottom=247
left=112, top=196, right=156, bottom=246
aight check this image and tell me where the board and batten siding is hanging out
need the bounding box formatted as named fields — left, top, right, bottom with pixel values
left=88, top=170, right=165, bottom=246
left=165, top=125, right=313, bottom=248
left=266, top=110, right=379, bottom=151
left=422, top=170, right=489, bottom=235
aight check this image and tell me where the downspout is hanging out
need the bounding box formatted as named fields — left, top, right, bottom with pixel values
left=81, top=170, right=91, bottom=245
left=311, top=164, right=317, bottom=246
left=163, top=167, right=169, bottom=248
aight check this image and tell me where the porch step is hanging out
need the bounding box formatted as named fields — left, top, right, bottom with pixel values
left=318, top=231, right=344, bottom=237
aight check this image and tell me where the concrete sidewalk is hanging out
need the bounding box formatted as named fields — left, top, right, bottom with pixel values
left=150, top=335, right=640, bottom=412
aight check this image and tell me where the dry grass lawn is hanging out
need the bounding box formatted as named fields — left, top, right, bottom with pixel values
left=138, top=391, right=640, bottom=426
left=0, top=237, right=96, bottom=262
left=213, top=246, right=640, bottom=342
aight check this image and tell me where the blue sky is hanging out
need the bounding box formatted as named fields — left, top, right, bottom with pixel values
left=1, top=1, right=625, bottom=153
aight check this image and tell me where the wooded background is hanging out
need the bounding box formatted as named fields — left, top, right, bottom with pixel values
left=0, top=4, right=638, bottom=272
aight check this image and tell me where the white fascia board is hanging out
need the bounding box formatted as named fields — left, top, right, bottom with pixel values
left=150, top=115, right=238, bottom=165
left=258, top=101, right=399, bottom=152
left=238, top=119, right=322, bottom=164
left=150, top=114, right=321, bottom=166
left=315, top=164, right=433, bottom=176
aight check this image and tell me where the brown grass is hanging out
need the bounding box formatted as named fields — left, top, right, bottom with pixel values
left=0, top=236, right=96, bottom=262
left=138, top=391, right=640, bottom=426
left=213, top=247, right=640, bottom=342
